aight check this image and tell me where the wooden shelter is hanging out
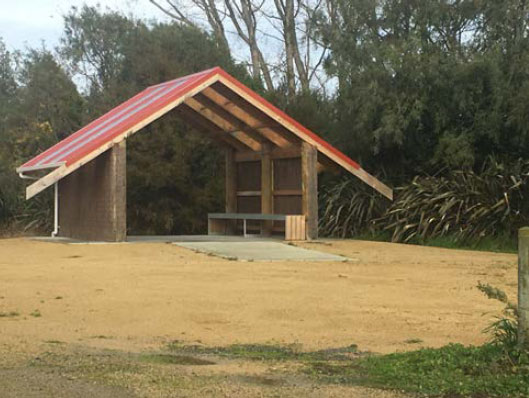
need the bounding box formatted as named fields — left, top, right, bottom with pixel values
left=17, top=67, right=392, bottom=241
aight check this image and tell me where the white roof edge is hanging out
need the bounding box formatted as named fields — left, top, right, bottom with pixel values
left=16, top=162, right=65, bottom=173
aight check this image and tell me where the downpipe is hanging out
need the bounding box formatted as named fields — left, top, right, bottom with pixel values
left=18, top=173, right=59, bottom=238
left=51, top=182, right=59, bottom=237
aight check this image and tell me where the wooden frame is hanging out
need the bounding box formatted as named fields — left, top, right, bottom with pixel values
left=19, top=67, right=393, bottom=243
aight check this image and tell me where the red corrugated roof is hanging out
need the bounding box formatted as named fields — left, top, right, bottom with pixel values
left=19, top=67, right=362, bottom=172
left=18, top=67, right=392, bottom=200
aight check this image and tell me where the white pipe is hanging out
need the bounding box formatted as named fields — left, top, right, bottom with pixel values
left=51, top=182, right=59, bottom=237
left=18, top=172, right=38, bottom=180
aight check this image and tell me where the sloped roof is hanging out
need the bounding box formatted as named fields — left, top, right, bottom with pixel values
left=17, top=67, right=392, bottom=200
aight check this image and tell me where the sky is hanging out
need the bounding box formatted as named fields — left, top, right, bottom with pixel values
left=0, top=0, right=169, bottom=51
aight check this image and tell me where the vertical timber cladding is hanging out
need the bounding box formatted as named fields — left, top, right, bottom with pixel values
left=273, top=156, right=302, bottom=233
left=301, top=143, right=318, bottom=240
left=261, top=143, right=273, bottom=235
left=225, top=148, right=237, bottom=234
left=236, top=158, right=261, bottom=232
left=58, top=142, right=126, bottom=241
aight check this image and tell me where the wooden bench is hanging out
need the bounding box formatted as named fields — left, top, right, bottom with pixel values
left=208, top=213, right=306, bottom=240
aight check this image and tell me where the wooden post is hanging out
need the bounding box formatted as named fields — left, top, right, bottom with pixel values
left=301, top=142, right=318, bottom=240
left=519, top=227, right=529, bottom=347
left=261, top=143, right=273, bottom=235
left=225, top=147, right=237, bottom=234
left=112, top=140, right=127, bottom=242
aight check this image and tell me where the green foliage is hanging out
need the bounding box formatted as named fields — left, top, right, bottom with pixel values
left=4, top=1, right=529, bottom=240
left=307, top=343, right=529, bottom=398
left=319, top=178, right=388, bottom=238
left=378, top=158, right=529, bottom=243
left=0, top=44, right=62, bottom=232
left=302, top=284, right=527, bottom=397
left=321, top=158, right=529, bottom=246
left=316, top=0, right=529, bottom=178
left=477, top=282, right=526, bottom=367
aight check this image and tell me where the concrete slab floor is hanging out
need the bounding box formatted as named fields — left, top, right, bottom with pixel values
left=173, top=241, right=349, bottom=262
left=29, top=236, right=349, bottom=262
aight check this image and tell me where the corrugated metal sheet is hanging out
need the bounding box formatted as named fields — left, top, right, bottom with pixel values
left=18, top=67, right=392, bottom=200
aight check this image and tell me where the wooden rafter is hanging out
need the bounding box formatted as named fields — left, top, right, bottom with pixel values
left=201, top=87, right=294, bottom=148
left=191, top=94, right=270, bottom=147
left=175, top=105, right=249, bottom=151
left=210, top=82, right=299, bottom=145
left=184, top=97, right=262, bottom=152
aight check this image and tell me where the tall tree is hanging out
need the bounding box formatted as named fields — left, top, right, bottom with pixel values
left=18, top=49, right=83, bottom=140
left=148, top=0, right=329, bottom=97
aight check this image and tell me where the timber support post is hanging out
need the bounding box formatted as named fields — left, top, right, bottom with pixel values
left=225, top=147, right=237, bottom=234
left=301, top=142, right=318, bottom=240
left=261, top=143, right=273, bottom=235
left=519, top=227, right=529, bottom=347
left=57, top=141, right=126, bottom=242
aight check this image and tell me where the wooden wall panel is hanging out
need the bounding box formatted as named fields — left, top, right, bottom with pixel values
left=237, top=160, right=261, bottom=191
left=274, top=158, right=301, bottom=190
left=274, top=196, right=302, bottom=215
left=237, top=196, right=261, bottom=232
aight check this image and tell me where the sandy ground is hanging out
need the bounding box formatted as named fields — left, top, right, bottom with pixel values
left=0, top=237, right=516, bottom=356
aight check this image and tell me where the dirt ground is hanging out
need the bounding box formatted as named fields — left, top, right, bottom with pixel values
left=0, top=237, right=518, bottom=397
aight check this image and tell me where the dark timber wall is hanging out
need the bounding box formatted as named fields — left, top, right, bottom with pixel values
left=227, top=145, right=318, bottom=239
left=58, top=142, right=126, bottom=241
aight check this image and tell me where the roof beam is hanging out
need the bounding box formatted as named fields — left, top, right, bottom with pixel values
left=201, top=87, right=295, bottom=148
left=184, top=97, right=261, bottom=152
left=191, top=94, right=274, bottom=148
left=235, top=147, right=301, bottom=162
left=175, top=105, right=250, bottom=152
left=210, top=82, right=299, bottom=144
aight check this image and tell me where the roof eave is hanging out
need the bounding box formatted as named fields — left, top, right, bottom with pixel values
left=16, top=162, right=65, bottom=174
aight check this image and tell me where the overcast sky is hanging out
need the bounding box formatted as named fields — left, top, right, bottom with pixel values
left=0, top=0, right=169, bottom=51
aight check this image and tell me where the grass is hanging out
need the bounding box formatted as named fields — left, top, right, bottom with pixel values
left=167, top=342, right=361, bottom=362
left=403, top=338, right=423, bottom=344
left=305, top=343, right=529, bottom=398
left=422, top=234, right=517, bottom=253
left=0, top=311, right=20, bottom=318
left=9, top=338, right=529, bottom=397
left=30, top=309, right=41, bottom=317
left=167, top=340, right=529, bottom=397
left=139, top=353, right=216, bottom=366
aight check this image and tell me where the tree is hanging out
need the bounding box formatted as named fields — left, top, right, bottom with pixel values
left=18, top=49, right=83, bottom=140
left=312, top=0, right=529, bottom=179
left=148, top=0, right=329, bottom=97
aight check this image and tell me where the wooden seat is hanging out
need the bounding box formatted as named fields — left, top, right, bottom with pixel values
left=208, top=213, right=306, bottom=240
